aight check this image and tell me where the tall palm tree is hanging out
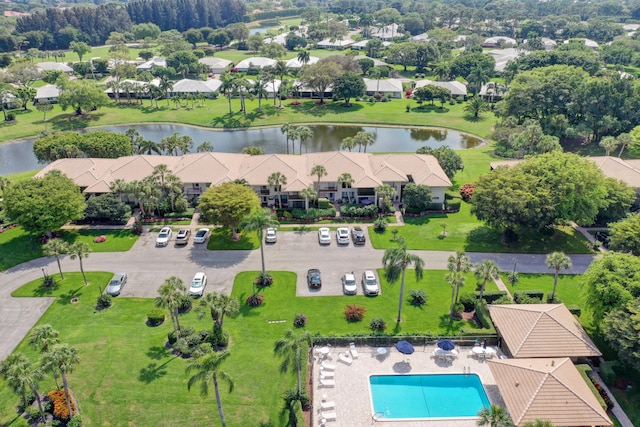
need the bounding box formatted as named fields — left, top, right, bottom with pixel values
left=220, top=71, right=235, bottom=114
left=289, top=126, right=300, bottom=154
left=382, top=237, right=425, bottom=323
left=617, top=132, right=633, bottom=157
left=446, top=271, right=465, bottom=316
left=274, top=60, right=288, bottom=107
left=448, top=250, right=471, bottom=304
left=68, top=242, right=90, bottom=285
left=341, top=136, right=356, bottom=152
left=477, top=404, right=513, bottom=427
left=241, top=208, right=279, bottom=278
left=42, top=239, right=69, bottom=279
left=474, top=260, right=500, bottom=300
left=165, top=174, right=183, bottom=212
left=546, top=252, right=572, bottom=301
left=274, top=329, right=312, bottom=394
left=29, top=324, right=60, bottom=353
left=198, top=292, right=239, bottom=334
left=337, top=172, right=354, bottom=203
left=297, top=126, right=313, bottom=154
left=310, top=164, right=327, bottom=197
left=108, top=178, right=129, bottom=202
left=186, top=349, right=234, bottom=427
left=0, top=353, right=46, bottom=420
left=137, top=138, right=162, bottom=155
left=260, top=65, right=278, bottom=106
left=197, top=141, right=214, bottom=152
left=232, top=78, right=248, bottom=115
left=467, top=66, right=491, bottom=95
left=375, top=184, right=396, bottom=215
left=281, top=123, right=293, bottom=154
left=354, top=131, right=375, bottom=152
left=152, top=163, right=171, bottom=190
left=155, top=276, right=187, bottom=339
left=159, top=76, right=173, bottom=105
left=297, top=50, right=310, bottom=66
left=251, top=77, right=268, bottom=112
left=42, top=343, right=79, bottom=419
left=300, top=186, right=317, bottom=212
left=599, top=136, right=619, bottom=156
left=267, top=172, right=288, bottom=209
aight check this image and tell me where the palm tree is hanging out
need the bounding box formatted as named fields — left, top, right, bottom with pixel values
left=382, top=237, right=425, bottom=323
left=159, top=76, right=173, bottom=105
left=464, top=96, right=490, bottom=118
left=297, top=50, right=310, bottom=66
left=474, top=260, right=499, bottom=300
left=337, top=172, right=354, bottom=203
left=152, top=163, right=171, bottom=190
left=448, top=250, right=471, bottom=303
left=251, top=77, right=268, bottom=112
left=310, top=164, right=327, bottom=196
left=42, top=343, right=79, bottom=419
left=522, top=420, right=554, bottom=427
left=477, top=404, right=513, bottom=427
left=467, top=66, right=491, bottom=95
left=354, top=131, right=375, bottom=152
left=155, top=276, right=187, bottom=340
left=0, top=353, right=46, bottom=420
left=267, top=172, right=288, bottom=209
left=341, top=136, right=356, bottom=152
left=289, top=126, right=300, bottom=154
left=186, top=349, right=234, bottom=427
left=220, top=71, right=235, bottom=114
left=297, top=126, right=313, bottom=154
left=546, top=252, right=572, bottom=302
left=241, top=208, right=279, bottom=278
left=281, top=123, right=293, bottom=154
left=137, top=138, right=162, bottom=155
left=198, top=292, right=239, bottom=334
left=42, top=239, right=69, bottom=279
left=273, top=329, right=312, bottom=394
left=599, top=136, right=619, bottom=156
left=375, top=184, right=396, bottom=215
left=197, top=141, right=214, bottom=152
left=260, top=65, right=277, bottom=106
left=232, top=78, right=248, bottom=115
left=68, top=242, right=90, bottom=285
left=445, top=272, right=465, bottom=316
left=617, top=132, right=633, bottom=157
left=29, top=324, right=60, bottom=353
left=108, top=178, right=129, bottom=202
left=300, top=186, right=317, bottom=212
left=165, top=174, right=183, bottom=212
left=274, top=60, right=288, bottom=107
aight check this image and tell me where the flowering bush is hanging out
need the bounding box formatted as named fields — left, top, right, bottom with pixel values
left=344, top=304, right=366, bottom=322
left=290, top=101, right=301, bottom=106
left=47, top=389, right=77, bottom=420
left=93, top=235, right=107, bottom=243
left=255, top=273, right=273, bottom=287
left=459, top=183, right=475, bottom=202
left=230, top=67, right=239, bottom=73
left=293, top=313, right=307, bottom=328
left=247, top=293, right=264, bottom=307
left=370, top=317, right=387, bottom=331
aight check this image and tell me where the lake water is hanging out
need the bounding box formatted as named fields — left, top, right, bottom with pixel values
left=0, top=124, right=483, bottom=175
left=249, top=27, right=271, bottom=35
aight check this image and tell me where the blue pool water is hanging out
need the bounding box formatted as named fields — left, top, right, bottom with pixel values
left=370, top=374, right=491, bottom=419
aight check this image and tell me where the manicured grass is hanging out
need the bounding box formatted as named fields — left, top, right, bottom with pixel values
left=0, top=226, right=44, bottom=271
left=207, top=228, right=259, bottom=250
left=369, top=202, right=593, bottom=253
left=502, top=273, right=584, bottom=307
left=0, top=169, right=39, bottom=182
left=60, top=229, right=139, bottom=252
left=0, top=88, right=497, bottom=143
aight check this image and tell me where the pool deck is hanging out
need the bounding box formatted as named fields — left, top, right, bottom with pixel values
left=312, top=344, right=506, bottom=427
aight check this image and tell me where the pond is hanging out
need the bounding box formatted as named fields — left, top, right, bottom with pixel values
left=0, top=124, right=483, bottom=175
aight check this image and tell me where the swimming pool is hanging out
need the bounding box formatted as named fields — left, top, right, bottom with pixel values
left=369, top=373, right=491, bottom=420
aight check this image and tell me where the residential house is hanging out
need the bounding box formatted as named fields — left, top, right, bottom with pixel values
left=235, top=57, right=277, bottom=72
left=293, top=80, right=333, bottom=99
left=482, top=36, right=517, bottom=48
left=34, top=84, right=60, bottom=104
left=136, top=57, right=167, bottom=71
left=285, top=56, right=319, bottom=69
left=363, top=78, right=403, bottom=98
left=316, top=38, right=354, bottom=50
left=350, top=40, right=391, bottom=51
left=35, top=62, right=73, bottom=75
left=198, top=57, right=233, bottom=74
left=370, top=23, right=400, bottom=40
left=170, top=79, right=223, bottom=98
left=415, top=79, right=467, bottom=98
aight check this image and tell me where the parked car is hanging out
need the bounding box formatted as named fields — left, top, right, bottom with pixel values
left=189, top=272, right=207, bottom=296
left=156, top=227, right=172, bottom=246
left=362, top=270, right=380, bottom=295
left=175, top=229, right=190, bottom=245
left=342, top=272, right=357, bottom=295
left=265, top=228, right=277, bottom=243
left=318, top=227, right=331, bottom=245
left=194, top=228, right=210, bottom=243
left=307, top=268, right=322, bottom=288
left=106, top=272, right=127, bottom=296
left=336, top=227, right=350, bottom=245
left=351, top=226, right=366, bottom=245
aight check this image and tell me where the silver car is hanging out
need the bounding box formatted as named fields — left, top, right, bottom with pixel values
left=318, top=227, right=331, bottom=245
left=342, top=272, right=357, bottom=295
left=156, top=227, right=172, bottom=246
left=336, top=227, right=350, bottom=245
left=265, top=228, right=277, bottom=243
left=106, top=272, right=127, bottom=296
left=362, top=270, right=380, bottom=296
left=194, top=228, right=210, bottom=243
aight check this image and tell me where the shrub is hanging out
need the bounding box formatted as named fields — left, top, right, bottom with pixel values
left=167, top=330, right=178, bottom=345
left=513, top=290, right=544, bottom=303
left=293, top=313, right=307, bottom=328
left=6, top=112, right=16, bottom=121
left=255, top=273, right=273, bottom=287
left=409, top=289, right=427, bottom=306
left=459, top=183, right=475, bottom=202
left=42, top=273, right=57, bottom=289
left=96, top=294, right=112, bottom=308
left=373, top=217, right=387, bottom=233
left=474, top=290, right=507, bottom=303
left=567, top=305, right=581, bottom=317
left=83, top=194, right=130, bottom=224
left=458, top=293, right=476, bottom=312
left=452, top=302, right=464, bottom=316
left=25, top=407, right=42, bottom=422
left=67, top=416, right=83, bottom=427
left=147, top=309, right=165, bottom=326
left=317, top=198, right=331, bottom=209
left=493, top=295, right=513, bottom=304
left=17, top=390, right=35, bottom=412
left=177, top=294, right=192, bottom=313
left=599, top=361, right=618, bottom=386
left=445, top=200, right=461, bottom=211
left=474, top=300, right=492, bottom=329
left=47, top=389, right=77, bottom=420
left=406, top=104, right=411, bottom=112
left=344, top=304, right=366, bottom=322
left=340, top=203, right=378, bottom=218
left=290, top=206, right=336, bottom=220
left=370, top=317, right=387, bottom=331
left=247, top=293, right=264, bottom=306
left=515, top=294, right=544, bottom=304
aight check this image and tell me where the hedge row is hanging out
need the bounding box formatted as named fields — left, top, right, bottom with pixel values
left=340, top=204, right=379, bottom=218
left=474, top=291, right=507, bottom=303
left=514, top=290, right=544, bottom=303
left=290, top=206, right=336, bottom=220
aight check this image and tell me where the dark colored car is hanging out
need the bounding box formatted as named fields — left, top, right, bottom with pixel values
left=307, top=268, right=322, bottom=289
left=175, top=229, right=190, bottom=245
left=351, top=226, right=366, bottom=245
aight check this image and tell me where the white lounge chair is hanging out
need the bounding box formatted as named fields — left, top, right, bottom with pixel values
left=349, top=343, right=359, bottom=359
left=321, top=401, right=335, bottom=410
left=321, top=361, right=336, bottom=370
left=320, top=370, right=335, bottom=378
left=338, top=352, right=353, bottom=365
left=321, top=411, right=337, bottom=421
left=320, top=378, right=335, bottom=387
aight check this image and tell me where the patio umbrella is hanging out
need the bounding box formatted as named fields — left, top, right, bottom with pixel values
left=437, top=339, right=455, bottom=351
left=395, top=340, right=415, bottom=355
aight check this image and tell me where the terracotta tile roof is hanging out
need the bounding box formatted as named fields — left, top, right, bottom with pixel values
left=488, top=358, right=612, bottom=427
left=489, top=304, right=601, bottom=358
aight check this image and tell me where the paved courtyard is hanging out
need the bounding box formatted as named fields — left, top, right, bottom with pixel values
left=311, top=344, right=505, bottom=427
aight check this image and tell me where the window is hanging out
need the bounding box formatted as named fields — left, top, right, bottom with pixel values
left=433, top=196, right=439, bottom=200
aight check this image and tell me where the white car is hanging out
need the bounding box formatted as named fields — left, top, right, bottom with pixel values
left=342, top=272, right=357, bottom=295
left=189, top=272, right=207, bottom=296
left=336, top=227, right=350, bottom=244
left=362, top=270, right=380, bottom=296
left=156, top=227, right=172, bottom=246
left=265, top=228, right=277, bottom=243
left=318, top=227, right=331, bottom=245
left=194, top=228, right=210, bottom=243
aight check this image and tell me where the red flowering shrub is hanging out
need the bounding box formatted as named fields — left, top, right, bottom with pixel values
left=93, top=235, right=107, bottom=243
left=47, top=389, right=77, bottom=420
left=230, top=67, right=239, bottom=73
left=290, top=101, right=301, bottom=106
left=293, top=313, right=307, bottom=328
left=247, top=293, right=264, bottom=306
left=344, top=304, right=366, bottom=322
left=459, top=183, right=475, bottom=202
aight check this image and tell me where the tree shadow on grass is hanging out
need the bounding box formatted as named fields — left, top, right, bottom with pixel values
left=238, top=292, right=263, bottom=318
left=57, top=286, right=84, bottom=305
left=463, top=226, right=503, bottom=252
left=50, top=112, right=104, bottom=131
left=409, top=105, right=450, bottom=114
left=210, top=113, right=253, bottom=129
left=146, top=345, right=171, bottom=360
left=138, top=360, right=171, bottom=384
left=288, top=101, right=364, bottom=117
left=437, top=314, right=464, bottom=335
left=463, top=114, right=489, bottom=123
left=32, top=281, right=61, bottom=297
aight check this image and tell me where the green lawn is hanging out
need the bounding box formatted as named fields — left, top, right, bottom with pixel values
left=207, top=228, right=260, bottom=250
left=0, top=87, right=497, bottom=143
left=369, top=202, right=593, bottom=253
left=502, top=273, right=584, bottom=307
left=60, top=229, right=139, bottom=252
left=0, top=269, right=495, bottom=426
left=0, top=169, right=39, bottom=182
